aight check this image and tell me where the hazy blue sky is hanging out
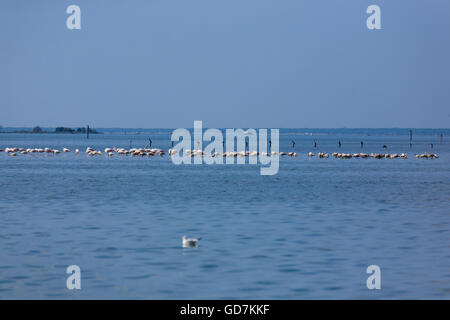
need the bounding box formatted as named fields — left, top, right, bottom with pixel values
left=1, top=0, right=449, bottom=128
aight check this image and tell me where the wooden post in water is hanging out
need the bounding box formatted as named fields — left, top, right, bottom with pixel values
left=409, top=129, right=412, bottom=149
left=87, top=125, right=90, bottom=139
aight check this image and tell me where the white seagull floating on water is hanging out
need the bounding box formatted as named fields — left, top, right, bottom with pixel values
left=182, top=235, right=201, bottom=248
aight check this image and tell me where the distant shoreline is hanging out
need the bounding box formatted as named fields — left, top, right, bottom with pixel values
left=0, top=127, right=448, bottom=136
left=0, top=126, right=101, bottom=134
left=0, top=131, right=102, bottom=134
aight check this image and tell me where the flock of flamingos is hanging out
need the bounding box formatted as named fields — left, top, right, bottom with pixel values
left=0, top=146, right=440, bottom=159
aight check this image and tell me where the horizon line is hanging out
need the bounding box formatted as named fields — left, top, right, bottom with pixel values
left=1, top=126, right=450, bottom=130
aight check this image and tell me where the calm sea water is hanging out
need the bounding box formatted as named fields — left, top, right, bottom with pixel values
left=0, top=129, right=449, bottom=299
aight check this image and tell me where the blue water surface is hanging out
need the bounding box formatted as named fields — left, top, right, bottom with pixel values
left=0, top=129, right=449, bottom=299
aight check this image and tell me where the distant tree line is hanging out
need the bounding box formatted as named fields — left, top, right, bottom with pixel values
left=54, top=127, right=99, bottom=134
left=1, top=126, right=100, bottom=134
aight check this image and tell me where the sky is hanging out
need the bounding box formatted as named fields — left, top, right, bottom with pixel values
left=1, top=0, right=449, bottom=128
